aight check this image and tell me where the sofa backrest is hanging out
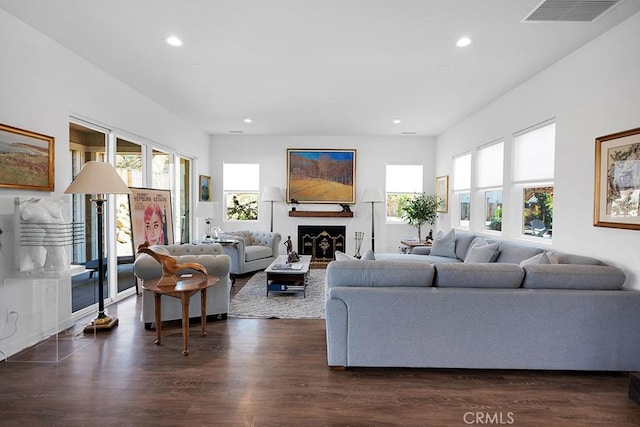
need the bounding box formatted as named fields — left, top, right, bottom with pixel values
left=226, top=230, right=278, bottom=248
left=494, top=241, right=544, bottom=264
left=151, top=243, right=223, bottom=256
left=326, top=260, right=434, bottom=288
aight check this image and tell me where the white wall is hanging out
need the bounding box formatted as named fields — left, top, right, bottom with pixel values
left=210, top=135, right=436, bottom=254
left=435, top=12, right=640, bottom=289
left=0, top=9, right=211, bottom=355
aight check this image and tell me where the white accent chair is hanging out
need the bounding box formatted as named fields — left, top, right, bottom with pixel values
left=221, top=230, right=282, bottom=275
left=133, top=243, right=231, bottom=330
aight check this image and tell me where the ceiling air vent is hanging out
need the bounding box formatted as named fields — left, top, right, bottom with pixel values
left=523, top=0, right=622, bottom=22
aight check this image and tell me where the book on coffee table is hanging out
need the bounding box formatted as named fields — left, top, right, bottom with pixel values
left=271, top=263, right=304, bottom=270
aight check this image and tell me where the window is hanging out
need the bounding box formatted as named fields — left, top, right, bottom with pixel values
left=453, top=153, right=472, bottom=227
left=513, top=122, right=555, bottom=238
left=151, top=149, right=171, bottom=190
left=477, top=141, right=504, bottom=231
left=385, top=164, right=423, bottom=222
left=223, top=163, right=259, bottom=221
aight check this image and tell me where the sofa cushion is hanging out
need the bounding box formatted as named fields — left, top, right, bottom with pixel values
left=244, top=245, right=272, bottom=262
left=326, top=260, right=434, bottom=288
left=522, top=264, right=626, bottom=290
left=335, top=250, right=376, bottom=261
left=464, top=242, right=500, bottom=263
left=519, top=251, right=557, bottom=266
left=410, top=246, right=431, bottom=255
left=434, top=263, right=524, bottom=288
left=361, top=249, right=376, bottom=260
left=455, top=232, right=479, bottom=260
left=494, top=242, right=544, bottom=264
left=430, top=229, right=456, bottom=258
left=335, top=251, right=356, bottom=261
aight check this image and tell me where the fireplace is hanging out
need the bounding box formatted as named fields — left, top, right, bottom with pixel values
left=298, top=225, right=346, bottom=266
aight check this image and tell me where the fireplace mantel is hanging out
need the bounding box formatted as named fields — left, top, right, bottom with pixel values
left=288, top=211, right=353, bottom=218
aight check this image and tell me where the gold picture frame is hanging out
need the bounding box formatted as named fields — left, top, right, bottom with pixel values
left=436, top=175, right=449, bottom=213
left=594, top=126, right=640, bottom=230
left=286, top=149, right=356, bottom=204
left=0, top=123, right=54, bottom=191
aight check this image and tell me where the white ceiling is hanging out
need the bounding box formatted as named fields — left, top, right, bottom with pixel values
left=2, top=0, right=639, bottom=136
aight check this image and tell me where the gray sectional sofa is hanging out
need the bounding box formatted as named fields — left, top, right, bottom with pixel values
left=325, top=231, right=640, bottom=371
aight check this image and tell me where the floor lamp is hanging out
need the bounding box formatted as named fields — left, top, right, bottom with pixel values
left=196, top=202, right=214, bottom=242
left=261, top=187, right=282, bottom=232
left=65, top=161, right=131, bottom=332
left=362, top=187, right=384, bottom=252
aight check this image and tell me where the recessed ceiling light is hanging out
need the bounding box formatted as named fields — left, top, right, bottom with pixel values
left=243, top=117, right=253, bottom=124
left=229, top=130, right=244, bottom=134
left=165, top=36, right=183, bottom=47
left=393, top=119, right=402, bottom=124
left=456, top=37, right=472, bottom=47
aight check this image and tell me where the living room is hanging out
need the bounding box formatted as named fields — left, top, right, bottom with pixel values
left=1, top=1, right=640, bottom=424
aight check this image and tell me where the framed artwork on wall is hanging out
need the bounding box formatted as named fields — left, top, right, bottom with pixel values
left=594, top=126, right=640, bottom=230
left=286, top=149, right=356, bottom=204
left=128, top=187, right=174, bottom=253
left=0, top=123, right=54, bottom=191
left=199, top=175, right=211, bottom=201
left=436, top=175, right=449, bottom=213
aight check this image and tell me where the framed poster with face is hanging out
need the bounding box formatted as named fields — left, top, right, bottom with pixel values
left=129, top=187, right=174, bottom=252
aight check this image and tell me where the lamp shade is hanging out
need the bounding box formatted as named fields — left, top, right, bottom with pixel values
left=261, top=187, right=283, bottom=202
left=195, top=201, right=214, bottom=218
left=362, top=187, right=384, bottom=203
left=64, top=161, right=131, bottom=195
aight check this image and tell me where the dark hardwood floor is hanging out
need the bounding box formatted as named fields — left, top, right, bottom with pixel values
left=1, top=274, right=638, bottom=426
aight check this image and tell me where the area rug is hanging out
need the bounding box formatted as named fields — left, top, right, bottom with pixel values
left=229, top=269, right=326, bottom=319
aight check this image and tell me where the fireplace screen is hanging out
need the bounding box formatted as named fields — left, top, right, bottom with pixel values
left=298, top=225, right=345, bottom=265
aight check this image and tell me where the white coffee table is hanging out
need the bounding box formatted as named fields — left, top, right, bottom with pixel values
left=264, top=255, right=312, bottom=297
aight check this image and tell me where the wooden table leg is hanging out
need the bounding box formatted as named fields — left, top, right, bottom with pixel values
left=200, top=288, right=208, bottom=337
left=154, top=293, right=162, bottom=345
left=181, top=294, right=190, bottom=356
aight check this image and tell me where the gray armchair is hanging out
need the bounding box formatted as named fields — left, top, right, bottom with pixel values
left=221, top=230, right=281, bottom=275
left=133, top=243, right=231, bottom=329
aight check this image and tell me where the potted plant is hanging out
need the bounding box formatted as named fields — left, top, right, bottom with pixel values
left=400, top=193, right=439, bottom=242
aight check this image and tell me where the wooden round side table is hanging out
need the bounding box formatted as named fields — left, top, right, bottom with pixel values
left=142, top=275, right=220, bottom=356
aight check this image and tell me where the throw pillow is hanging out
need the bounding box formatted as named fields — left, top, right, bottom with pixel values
left=334, top=251, right=356, bottom=261
left=361, top=249, right=376, bottom=261
left=464, top=242, right=500, bottom=263
left=519, top=251, right=559, bottom=267
left=519, top=253, right=545, bottom=266
left=430, top=229, right=456, bottom=259
left=544, top=251, right=559, bottom=264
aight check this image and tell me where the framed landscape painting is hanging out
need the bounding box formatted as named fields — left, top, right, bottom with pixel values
left=594, top=127, right=640, bottom=230
left=0, top=123, right=54, bottom=191
left=287, top=149, right=356, bottom=204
